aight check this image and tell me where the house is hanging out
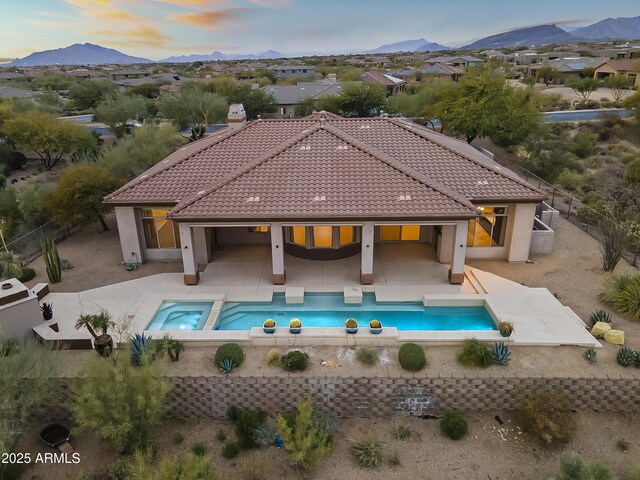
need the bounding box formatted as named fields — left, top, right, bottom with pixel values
left=424, top=55, right=484, bottom=70
left=262, top=81, right=342, bottom=118
left=419, top=63, right=464, bottom=82
left=527, top=57, right=606, bottom=84
left=0, top=72, right=25, bottom=82
left=361, top=70, right=406, bottom=96
left=110, top=69, right=150, bottom=81
left=270, top=65, right=316, bottom=79
left=105, top=107, right=547, bottom=287
left=593, top=59, right=640, bottom=88
left=159, top=81, right=182, bottom=96
left=507, top=51, right=580, bottom=66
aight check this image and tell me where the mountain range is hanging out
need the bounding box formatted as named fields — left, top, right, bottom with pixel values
left=3, top=15, right=640, bottom=67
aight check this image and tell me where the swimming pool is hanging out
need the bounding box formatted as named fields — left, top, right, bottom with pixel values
left=146, top=301, right=214, bottom=331
left=216, top=293, right=496, bottom=331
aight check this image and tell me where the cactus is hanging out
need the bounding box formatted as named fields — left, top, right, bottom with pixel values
left=130, top=333, right=153, bottom=366
left=616, top=347, right=635, bottom=367
left=219, top=358, right=235, bottom=374
left=41, top=238, right=61, bottom=283
left=588, top=309, right=612, bottom=326
left=584, top=348, right=597, bottom=364
left=491, top=342, right=511, bottom=366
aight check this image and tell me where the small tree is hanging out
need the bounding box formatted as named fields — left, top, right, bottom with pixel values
left=48, top=163, right=122, bottom=231
left=159, top=86, right=228, bottom=140
left=94, top=93, right=148, bottom=138
left=277, top=400, right=333, bottom=471
left=566, top=77, right=600, bottom=101
left=317, top=82, right=386, bottom=118
left=536, top=64, right=560, bottom=86
left=604, top=75, right=633, bottom=102
left=71, top=350, right=172, bottom=453
left=75, top=311, right=116, bottom=357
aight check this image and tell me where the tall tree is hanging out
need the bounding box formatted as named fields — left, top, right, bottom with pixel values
left=565, top=77, right=600, bottom=101
left=536, top=65, right=560, bottom=86
left=316, top=82, right=386, bottom=117
left=94, top=93, right=148, bottom=138
left=3, top=112, right=96, bottom=169
left=68, top=79, right=117, bottom=111
left=48, top=163, right=122, bottom=231
left=159, top=86, right=228, bottom=140
left=604, top=75, right=633, bottom=102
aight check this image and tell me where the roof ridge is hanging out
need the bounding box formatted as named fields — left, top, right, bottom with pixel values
left=386, top=118, right=545, bottom=197
left=320, top=123, right=476, bottom=211
left=170, top=123, right=325, bottom=215
left=104, top=121, right=257, bottom=203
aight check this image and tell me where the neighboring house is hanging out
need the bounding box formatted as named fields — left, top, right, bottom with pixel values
left=593, top=59, right=640, bottom=87
left=262, top=81, right=342, bottom=118
left=361, top=70, right=406, bottom=96
left=507, top=51, right=580, bottom=66
left=159, top=81, right=182, bottom=96
left=110, top=69, right=150, bottom=81
left=527, top=57, right=606, bottom=84
left=0, top=72, right=25, bottom=82
left=270, top=65, right=316, bottom=79
left=0, top=86, right=34, bottom=99
left=419, top=63, right=464, bottom=82
left=105, top=108, right=547, bottom=287
left=589, top=46, right=640, bottom=60
left=67, top=69, right=105, bottom=79
left=113, top=72, right=181, bottom=88
left=425, top=55, right=484, bottom=70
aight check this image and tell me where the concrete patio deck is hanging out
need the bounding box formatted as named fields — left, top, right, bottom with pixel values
left=32, top=243, right=599, bottom=348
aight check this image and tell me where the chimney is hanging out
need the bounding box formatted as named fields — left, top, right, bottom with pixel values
left=227, top=104, right=246, bottom=131
left=327, top=73, right=337, bottom=82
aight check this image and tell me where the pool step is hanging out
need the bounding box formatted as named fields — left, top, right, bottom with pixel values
left=464, top=267, right=487, bottom=294
left=285, top=287, right=304, bottom=304
left=203, top=301, right=223, bottom=330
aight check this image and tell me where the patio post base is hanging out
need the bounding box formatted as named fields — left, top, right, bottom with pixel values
left=183, top=272, right=200, bottom=285
left=360, top=271, right=373, bottom=285
left=272, top=272, right=286, bottom=285
left=448, top=270, right=464, bottom=285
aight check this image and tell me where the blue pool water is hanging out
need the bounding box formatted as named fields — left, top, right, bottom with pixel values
left=146, top=301, right=214, bottom=331
left=216, top=293, right=496, bottom=331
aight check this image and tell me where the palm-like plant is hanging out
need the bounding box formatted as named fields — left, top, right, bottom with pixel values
left=0, top=251, right=23, bottom=280
left=75, top=311, right=115, bottom=357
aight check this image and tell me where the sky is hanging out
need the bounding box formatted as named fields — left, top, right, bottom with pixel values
left=0, top=0, right=639, bottom=61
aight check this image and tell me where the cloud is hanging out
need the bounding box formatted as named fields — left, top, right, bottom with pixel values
left=154, top=0, right=226, bottom=5
left=94, top=25, right=173, bottom=48
left=168, top=8, right=247, bottom=28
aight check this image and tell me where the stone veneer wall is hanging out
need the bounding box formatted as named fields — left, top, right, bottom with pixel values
left=46, top=374, right=640, bottom=421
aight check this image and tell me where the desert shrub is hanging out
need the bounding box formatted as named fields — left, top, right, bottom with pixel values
left=277, top=400, right=332, bottom=471
left=388, top=449, right=400, bottom=467
left=7, top=151, right=26, bottom=170
left=569, top=131, right=597, bottom=159
left=216, top=428, right=226, bottom=442
left=190, top=441, right=207, bottom=456
left=351, top=434, right=382, bottom=468
left=126, top=449, right=213, bottom=480
left=356, top=346, right=379, bottom=366
left=71, top=352, right=172, bottom=454
left=515, top=387, right=575, bottom=446
left=599, top=273, right=640, bottom=321
left=253, top=418, right=277, bottom=447
left=16, top=267, right=36, bottom=283
left=398, top=343, right=426, bottom=371
left=215, top=343, right=244, bottom=368
left=391, top=419, right=411, bottom=440
left=554, top=452, right=613, bottom=480
left=222, top=441, right=240, bottom=459
left=557, top=169, right=584, bottom=191
left=0, top=175, right=5, bottom=189
left=280, top=350, right=309, bottom=371
left=239, top=452, right=267, bottom=480
left=265, top=348, right=280, bottom=366
left=440, top=411, right=468, bottom=440
left=457, top=339, right=492, bottom=368
left=227, top=405, right=266, bottom=449
left=172, top=432, right=184, bottom=445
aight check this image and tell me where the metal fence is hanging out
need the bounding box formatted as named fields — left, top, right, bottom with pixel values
left=4, top=222, right=70, bottom=266
left=512, top=164, right=639, bottom=267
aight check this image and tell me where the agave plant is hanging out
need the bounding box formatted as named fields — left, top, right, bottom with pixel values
left=0, top=251, right=23, bottom=280
left=219, top=358, right=235, bottom=374
left=616, top=346, right=635, bottom=367
left=491, top=342, right=511, bottom=366
left=584, top=348, right=597, bottom=364
left=130, top=333, right=153, bottom=366
left=75, top=311, right=115, bottom=357
left=588, top=310, right=612, bottom=326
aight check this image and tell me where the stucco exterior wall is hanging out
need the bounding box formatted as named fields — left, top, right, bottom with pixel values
left=114, top=207, right=145, bottom=264
left=507, top=203, right=536, bottom=262
left=0, top=295, right=41, bottom=340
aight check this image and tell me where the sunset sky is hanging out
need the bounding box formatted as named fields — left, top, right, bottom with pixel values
left=1, top=0, right=639, bottom=61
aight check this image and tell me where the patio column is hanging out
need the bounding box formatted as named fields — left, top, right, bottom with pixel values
left=448, top=220, right=468, bottom=285
left=179, top=223, right=199, bottom=285
left=114, top=206, right=144, bottom=264
left=271, top=222, right=285, bottom=284
left=193, top=226, right=210, bottom=267
left=360, top=222, right=374, bottom=284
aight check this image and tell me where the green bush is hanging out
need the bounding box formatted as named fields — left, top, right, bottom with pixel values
left=569, top=131, right=597, bottom=159
left=515, top=387, right=575, bottom=446
left=281, top=350, right=309, bottom=371
left=557, top=169, right=584, bottom=191
left=277, top=400, right=332, bottom=471
left=440, top=411, right=468, bottom=440
left=214, top=343, right=244, bottom=368
left=555, top=453, right=614, bottom=480
left=599, top=273, right=640, bottom=321
left=351, top=434, right=382, bottom=468
left=0, top=174, right=5, bottom=189
left=126, top=449, right=213, bottom=479
left=391, top=419, right=411, bottom=440
left=398, top=343, right=426, bottom=372
left=190, top=441, right=207, bottom=456
left=356, top=346, right=378, bottom=366
left=227, top=405, right=266, bottom=449
left=16, top=267, right=36, bottom=283
left=457, top=339, right=492, bottom=368
left=172, top=432, right=184, bottom=445
left=222, top=441, right=240, bottom=459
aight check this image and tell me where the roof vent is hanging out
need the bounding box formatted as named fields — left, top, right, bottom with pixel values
left=313, top=195, right=326, bottom=201
left=397, top=195, right=412, bottom=201
left=197, top=190, right=206, bottom=196
left=359, top=125, right=371, bottom=129
left=476, top=180, right=489, bottom=185
left=336, top=145, right=349, bottom=150
left=299, top=145, right=311, bottom=151
left=246, top=196, right=261, bottom=202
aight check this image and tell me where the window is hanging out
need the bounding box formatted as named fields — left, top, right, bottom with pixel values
left=339, top=226, right=354, bottom=245
left=312, top=226, right=333, bottom=247
left=380, top=225, right=421, bottom=241
left=142, top=209, right=181, bottom=249
left=288, top=226, right=358, bottom=248
left=292, top=226, right=306, bottom=246
left=248, top=226, right=269, bottom=233
left=466, top=206, right=509, bottom=247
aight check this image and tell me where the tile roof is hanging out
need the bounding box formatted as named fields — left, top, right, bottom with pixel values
left=105, top=113, right=546, bottom=221
left=262, top=82, right=341, bottom=105
left=362, top=70, right=406, bottom=87
left=604, top=59, right=640, bottom=72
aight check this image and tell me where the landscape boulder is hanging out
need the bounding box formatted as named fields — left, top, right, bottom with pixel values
left=604, top=329, right=625, bottom=346
left=591, top=322, right=611, bottom=338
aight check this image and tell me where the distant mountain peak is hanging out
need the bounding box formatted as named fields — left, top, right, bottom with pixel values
left=366, top=38, right=449, bottom=54
left=572, top=16, right=640, bottom=40
left=464, top=24, right=575, bottom=49
left=6, top=43, right=150, bottom=67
